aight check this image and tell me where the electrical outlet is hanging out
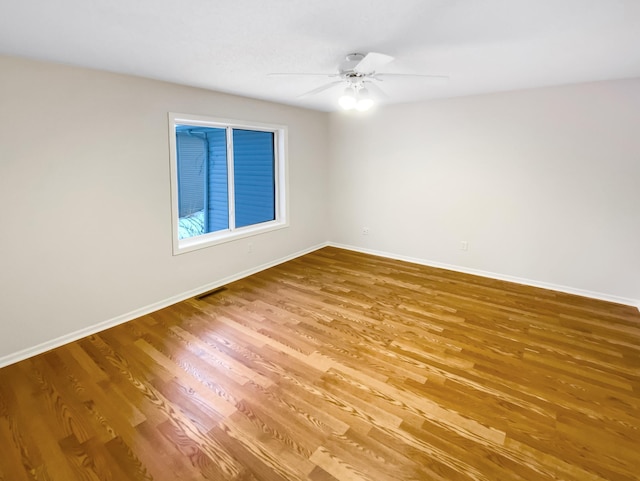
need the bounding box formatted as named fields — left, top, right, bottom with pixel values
left=362, top=227, right=370, bottom=236
left=460, top=241, right=469, bottom=251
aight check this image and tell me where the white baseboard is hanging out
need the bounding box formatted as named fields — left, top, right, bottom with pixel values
left=0, top=242, right=329, bottom=369
left=329, top=242, right=640, bottom=310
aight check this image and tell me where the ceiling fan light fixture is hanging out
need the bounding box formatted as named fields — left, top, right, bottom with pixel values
left=338, top=87, right=357, bottom=110
left=356, top=98, right=374, bottom=111
left=355, top=88, right=374, bottom=111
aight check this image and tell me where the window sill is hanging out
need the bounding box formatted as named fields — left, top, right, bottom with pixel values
left=172, top=220, right=288, bottom=255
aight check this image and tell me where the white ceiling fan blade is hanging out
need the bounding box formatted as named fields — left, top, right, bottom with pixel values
left=375, top=73, right=450, bottom=84
left=297, top=80, right=344, bottom=98
left=268, top=72, right=338, bottom=77
left=354, top=52, right=394, bottom=73
left=365, top=82, right=389, bottom=99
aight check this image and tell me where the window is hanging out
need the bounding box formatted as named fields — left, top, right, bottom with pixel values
left=169, top=113, right=288, bottom=254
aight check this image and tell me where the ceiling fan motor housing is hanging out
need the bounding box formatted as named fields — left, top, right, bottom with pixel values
left=340, top=53, right=370, bottom=89
left=340, top=53, right=366, bottom=74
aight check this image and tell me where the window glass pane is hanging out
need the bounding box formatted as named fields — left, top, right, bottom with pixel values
left=232, top=129, right=275, bottom=228
left=176, top=131, right=205, bottom=218
left=175, top=125, right=228, bottom=239
left=205, top=128, right=229, bottom=233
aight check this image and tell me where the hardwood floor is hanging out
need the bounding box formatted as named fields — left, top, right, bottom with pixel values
left=1, top=246, right=639, bottom=481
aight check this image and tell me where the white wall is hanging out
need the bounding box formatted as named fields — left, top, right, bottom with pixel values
left=0, top=55, right=329, bottom=363
left=329, top=79, right=640, bottom=305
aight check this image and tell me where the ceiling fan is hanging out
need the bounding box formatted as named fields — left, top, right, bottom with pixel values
left=269, top=52, right=449, bottom=110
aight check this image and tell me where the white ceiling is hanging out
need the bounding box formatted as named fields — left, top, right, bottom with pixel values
left=1, top=0, right=639, bottom=112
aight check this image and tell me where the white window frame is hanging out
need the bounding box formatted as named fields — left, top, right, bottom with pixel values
left=169, top=112, right=288, bottom=255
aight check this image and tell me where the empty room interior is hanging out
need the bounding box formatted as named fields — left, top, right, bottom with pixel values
left=1, top=1, right=639, bottom=480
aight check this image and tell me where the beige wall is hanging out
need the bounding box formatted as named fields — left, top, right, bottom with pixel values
left=329, top=79, right=640, bottom=305
left=0, top=55, right=330, bottom=363
left=2, top=54, right=638, bottom=365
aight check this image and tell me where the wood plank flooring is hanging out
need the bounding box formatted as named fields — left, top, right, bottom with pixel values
left=1, top=246, right=639, bottom=480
